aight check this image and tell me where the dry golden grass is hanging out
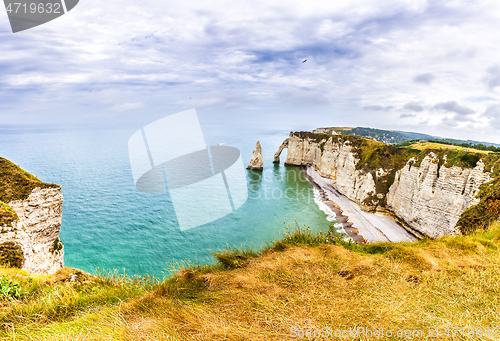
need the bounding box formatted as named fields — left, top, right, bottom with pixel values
left=3, top=222, right=500, bottom=340
left=411, top=142, right=492, bottom=155
left=118, top=245, right=499, bottom=340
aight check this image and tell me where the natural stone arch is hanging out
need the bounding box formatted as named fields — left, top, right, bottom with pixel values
left=273, top=138, right=289, bottom=163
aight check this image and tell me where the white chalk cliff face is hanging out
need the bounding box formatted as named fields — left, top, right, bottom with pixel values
left=1, top=187, right=64, bottom=274
left=280, top=133, right=378, bottom=208
left=275, top=132, right=493, bottom=238
left=387, top=154, right=492, bottom=238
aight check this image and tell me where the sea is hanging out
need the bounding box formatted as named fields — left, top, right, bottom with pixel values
left=0, top=121, right=342, bottom=276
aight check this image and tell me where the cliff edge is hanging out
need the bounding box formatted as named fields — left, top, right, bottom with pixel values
left=274, top=132, right=500, bottom=238
left=0, top=157, right=64, bottom=274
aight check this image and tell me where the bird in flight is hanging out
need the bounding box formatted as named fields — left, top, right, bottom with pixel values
left=302, top=59, right=307, bottom=63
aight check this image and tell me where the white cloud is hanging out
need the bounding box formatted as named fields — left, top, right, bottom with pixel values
left=363, top=105, right=393, bottom=111
left=404, top=102, right=425, bottom=112
left=434, top=101, right=474, bottom=116
left=413, top=73, right=435, bottom=85
left=111, top=102, right=143, bottom=112
left=400, top=113, right=417, bottom=118
left=483, top=104, right=500, bottom=129
left=1, top=0, right=500, bottom=142
left=274, top=87, right=330, bottom=106
left=484, top=65, right=500, bottom=90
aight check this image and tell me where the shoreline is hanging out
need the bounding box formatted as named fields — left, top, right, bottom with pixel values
left=302, top=166, right=418, bottom=244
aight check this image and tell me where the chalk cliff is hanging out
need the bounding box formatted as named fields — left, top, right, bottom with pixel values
left=247, top=141, right=264, bottom=170
left=274, top=132, right=497, bottom=238
left=0, top=158, right=64, bottom=274
left=277, top=132, right=380, bottom=209
left=387, top=154, right=491, bottom=238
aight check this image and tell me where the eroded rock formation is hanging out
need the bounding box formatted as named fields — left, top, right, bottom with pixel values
left=247, top=141, right=264, bottom=170
left=387, top=154, right=491, bottom=238
left=0, top=157, right=64, bottom=274
left=275, top=133, right=378, bottom=208
left=2, top=187, right=65, bottom=274
left=273, top=138, right=288, bottom=163
left=274, top=132, right=494, bottom=238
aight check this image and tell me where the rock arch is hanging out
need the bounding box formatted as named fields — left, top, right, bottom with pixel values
left=273, top=138, right=289, bottom=163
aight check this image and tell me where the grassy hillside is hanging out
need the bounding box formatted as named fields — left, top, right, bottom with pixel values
left=327, top=126, right=500, bottom=148
left=409, top=141, right=493, bottom=155
left=336, top=126, right=434, bottom=144
left=0, top=157, right=59, bottom=226
left=0, top=222, right=499, bottom=340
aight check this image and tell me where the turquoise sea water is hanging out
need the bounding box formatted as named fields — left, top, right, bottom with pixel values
left=0, top=123, right=340, bottom=276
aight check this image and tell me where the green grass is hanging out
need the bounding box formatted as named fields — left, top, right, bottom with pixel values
left=0, top=203, right=17, bottom=227
left=0, top=267, right=155, bottom=337
left=457, top=177, right=500, bottom=234
left=0, top=243, right=24, bottom=269
left=0, top=157, right=59, bottom=204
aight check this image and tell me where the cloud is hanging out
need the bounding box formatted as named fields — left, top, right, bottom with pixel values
left=1, top=0, right=500, bottom=143
left=400, top=113, right=417, bottom=118
left=403, top=102, right=424, bottom=112
left=441, top=117, right=459, bottom=127
left=362, top=105, right=393, bottom=111
left=413, top=73, right=435, bottom=85
left=274, top=87, right=330, bottom=106
left=484, top=65, right=500, bottom=90
left=433, top=101, right=477, bottom=127
left=189, top=91, right=245, bottom=109
left=433, top=101, right=474, bottom=116
left=111, top=102, right=144, bottom=112
left=483, top=104, right=500, bottom=128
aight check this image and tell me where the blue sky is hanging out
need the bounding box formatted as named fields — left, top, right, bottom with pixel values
left=1, top=0, right=500, bottom=142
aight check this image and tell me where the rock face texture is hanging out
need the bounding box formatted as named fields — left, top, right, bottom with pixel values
left=387, top=154, right=492, bottom=238
left=276, top=133, right=378, bottom=208
left=247, top=141, right=264, bottom=170
left=1, top=187, right=64, bottom=274
left=275, top=132, right=493, bottom=238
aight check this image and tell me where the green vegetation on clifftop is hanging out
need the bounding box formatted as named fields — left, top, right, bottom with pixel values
left=0, top=157, right=59, bottom=227
left=458, top=162, right=500, bottom=234
left=0, top=158, right=59, bottom=203
left=0, top=202, right=17, bottom=227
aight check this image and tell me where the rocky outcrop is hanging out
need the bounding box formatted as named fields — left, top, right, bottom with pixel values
left=275, top=133, right=378, bottom=208
left=275, top=132, right=494, bottom=238
left=312, top=128, right=338, bottom=134
left=247, top=141, right=264, bottom=170
left=1, top=187, right=64, bottom=274
left=387, top=154, right=492, bottom=238
left=273, top=138, right=289, bottom=163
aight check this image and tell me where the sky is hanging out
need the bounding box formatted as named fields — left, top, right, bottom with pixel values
left=1, top=0, right=500, bottom=143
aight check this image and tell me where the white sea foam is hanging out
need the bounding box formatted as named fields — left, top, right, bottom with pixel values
left=312, top=187, right=345, bottom=233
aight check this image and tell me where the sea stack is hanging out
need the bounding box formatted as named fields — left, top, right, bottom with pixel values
left=247, top=141, right=264, bottom=170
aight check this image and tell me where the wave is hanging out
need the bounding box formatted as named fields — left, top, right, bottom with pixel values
left=312, top=187, right=346, bottom=234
